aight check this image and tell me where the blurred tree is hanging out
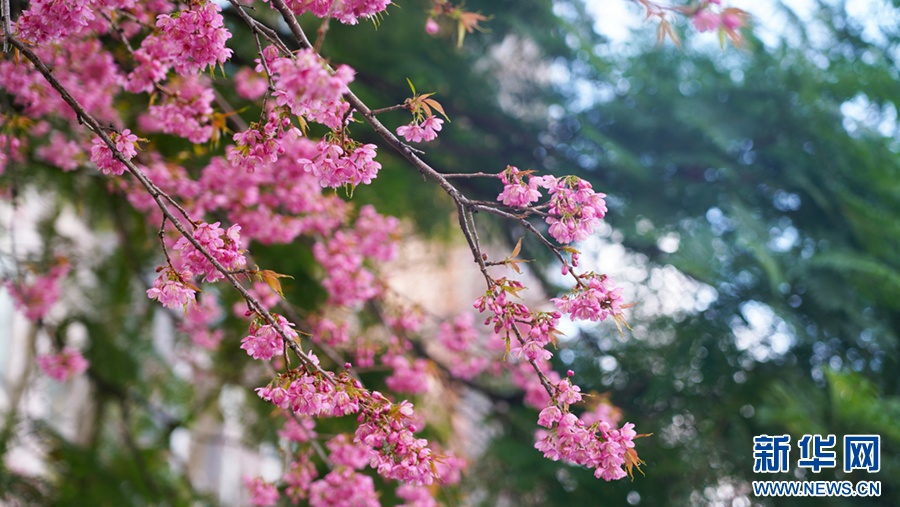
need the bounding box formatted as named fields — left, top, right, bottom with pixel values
left=473, top=2, right=900, bottom=505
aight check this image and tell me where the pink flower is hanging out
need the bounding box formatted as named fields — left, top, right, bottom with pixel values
left=397, top=483, right=437, bottom=507
left=16, top=0, right=97, bottom=43
left=309, top=469, right=379, bottom=507
left=425, top=17, right=439, bottom=35
left=244, top=476, right=278, bottom=506
left=300, top=138, right=382, bottom=189
left=284, top=454, right=318, bottom=503
left=397, top=116, right=444, bottom=143
left=277, top=0, right=391, bottom=25
left=173, top=221, right=246, bottom=282
left=384, top=354, right=430, bottom=394
left=240, top=315, right=295, bottom=361
left=156, top=2, right=233, bottom=75
left=326, top=434, right=373, bottom=469
left=552, top=274, right=624, bottom=322
left=692, top=9, right=721, bottom=33
left=146, top=268, right=196, bottom=309
left=541, top=176, right=607, bottom=244
left=279, top=417, right=317, bottom=443
left=5, top=260, right=69, bottom=322
left=538, top=405, right=563, bottom=427
left=421, top=116, right=444, bottom=141
left=234, top=67, right=269, bottom=101
left=396, top=121, right=425, bottom=143
left=270, top=49, right=354, bottom=129
left=91, top=129, right=138, bottom=176
left=140, top=76, right=215, bottom=143
left=37, top=348, right=89, bottom=381
left=497, top=165, right=542, bottom=208
left=722, top=11, right=746, bottom=30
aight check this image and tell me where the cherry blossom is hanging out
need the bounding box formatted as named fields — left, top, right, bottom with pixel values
left=36, top=348, right=89, bottom=381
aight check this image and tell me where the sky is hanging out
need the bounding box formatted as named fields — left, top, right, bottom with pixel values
left=588, top=0, right=894, bottom=48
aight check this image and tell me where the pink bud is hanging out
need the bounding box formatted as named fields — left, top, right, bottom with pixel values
left=722, top=12, right=744, bottom=30
left=425, top=18, right=439, bottom=35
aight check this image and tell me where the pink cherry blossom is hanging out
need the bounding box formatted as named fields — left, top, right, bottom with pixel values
left=244, top=476, right=279, bottom=506
left=497, top=165, right=542, bottom=207
left=284, top=453, right=319, bottom=503
left=540, top=175, right=607, bottom=244
left=155, top=2, right=233, bottom=76
left=37, top=348, right=89, bottom=381
left=692, top=9, right=721, bottom=33
left=5, top=260, right=69, bottom=322
left=552, top=273, right=624, bottom=322
left=173, top=221, right=246, bottom=282
left=140, top=75, right=215, bottom=143
left=309, top=469, right=379, bottom=507
left=91, top=129, right=138, bottom=176
left=146, top=267, right=196, bottom=309
left=240, top=315, right=295, bottom=361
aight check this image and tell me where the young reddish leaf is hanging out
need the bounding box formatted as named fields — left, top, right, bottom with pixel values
left=510, top=237, right=524, bottom=259
left=423, top=98, right=449, bottom=120
left=259, top=269, right=293, bottom=298
left=624, top=448, right=646, bottom=480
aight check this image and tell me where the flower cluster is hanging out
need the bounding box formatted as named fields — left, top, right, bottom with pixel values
left=384, top=354, right=430, bottom=394
left=91, top=129, right=138, bottom=176
left=497, top=165, right=543, bottom=208
left=196, top=136, right=349, bottom=245
left=534, top=407, right=639, bottom=481
left=269, top=48, right=354, bottom=130
left=141, top=75, right=215, bottom=144
left=240, top=314, right=295, bottom=361
left=493, top=171, right=608, bottom=244
left=552, top=273, right=624, bottom=322
left=36, top=348, right=89, bottom=381
left=326, top=434, right=374, bottom=469
left=173, top=221, right=246, bottom=282
left=36, top=132, right=83, bottom=172
left=283, top=453, right=318, bottom=503
left=312, top=206, right=398, bottom=306
left=180, top=292, right=225, bottom=349
left=309, top=469, right=379, bottom=507
left=436, top=313, right=490, bottom=379
left=244, top=476, right=279, bottom=507
left=256, top=368, right=365, bottom=418
left=16, top=0, right=98, bottom=43
left=300, top=137, right=381, bottom=189
left=1, top=39, right=122, bottom=123
left=146, top=267, right=197, bottom=309
left=396, top=116, right=443, bottom=143
left=277, top=0, right=391, bottom=25
left=228, top=110, right=298, bottom=172
left=5, top=260, right=70, bottom=322
left=279, top=416, right=317, bottom=443
left=543, top=176, right=608, bottom=244
left=355, top=397, right=437, bottom=485
left=474, top=278, right=531, bottom=336
left=156, top=1, right=233, bottom=75
left=691, top=1, right=748, bottom=34
left=397, top=484, right=437, bottom=507
left=509, top=310, right=561, bottom=362
left=127, top=1, right=232, bottom=91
